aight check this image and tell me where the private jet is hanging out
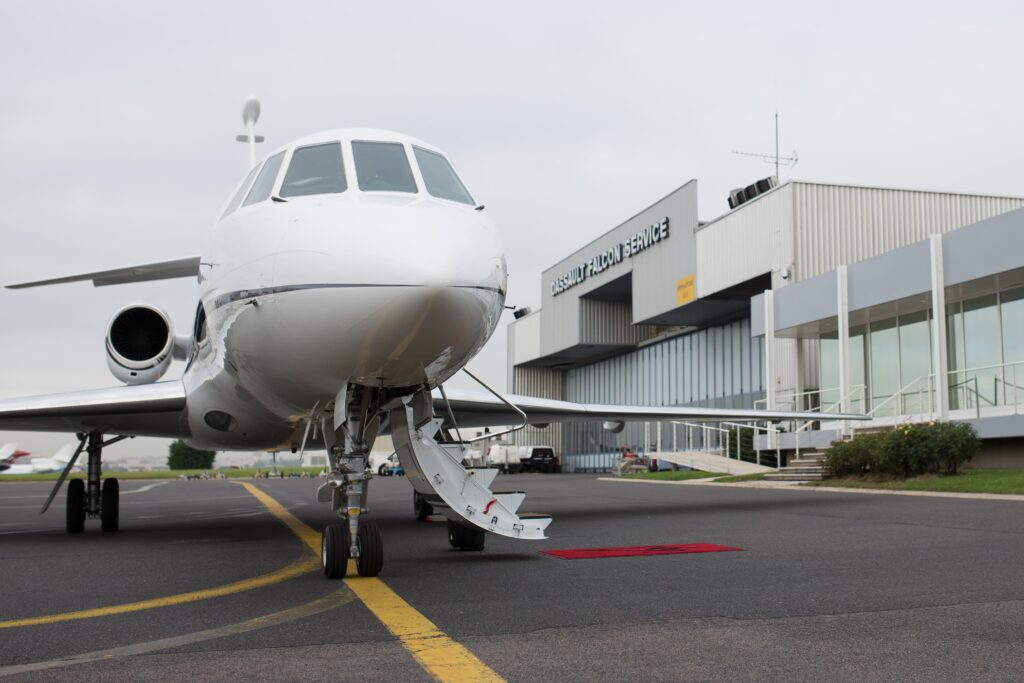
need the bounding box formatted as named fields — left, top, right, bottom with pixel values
left=0, top=99, right=857, bottom=577
left=0, top=444, right=76, bottom=475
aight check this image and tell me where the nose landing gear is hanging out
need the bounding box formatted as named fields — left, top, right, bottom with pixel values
left=319, top=384, right=385, bottom=578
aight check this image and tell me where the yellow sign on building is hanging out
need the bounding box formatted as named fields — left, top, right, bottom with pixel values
left=676, top=275, right=695, bottom=305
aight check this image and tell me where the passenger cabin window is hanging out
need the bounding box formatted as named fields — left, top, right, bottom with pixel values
left=280, top=142, right=347, bottom=198
left=221, top=163, right=262, bottom=219
left=242, top=151, right=286, bottom=207
left=413, top=146, right=474, bottom=205
left=352, top=141, right=417, bottom=193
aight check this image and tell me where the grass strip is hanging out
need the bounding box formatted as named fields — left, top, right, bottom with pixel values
left=713, top=473, right=768, bottom=483
left=804, top=468, right=1024, bottom=495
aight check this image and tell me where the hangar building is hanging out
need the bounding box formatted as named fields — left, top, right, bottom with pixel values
left=507, top=179, right=1024, bottom=468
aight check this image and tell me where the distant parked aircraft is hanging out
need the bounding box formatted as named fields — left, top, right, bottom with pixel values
left=0, top=444, right=77, bottom=475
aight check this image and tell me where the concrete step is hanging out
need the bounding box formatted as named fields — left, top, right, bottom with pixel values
left=790, top=457, right=825, bottom=466
left=764, top=472, right=827, bottom=481
left=777, top=466, right=825, bottom=474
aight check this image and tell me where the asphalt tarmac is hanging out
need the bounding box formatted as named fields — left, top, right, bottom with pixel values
left=1, top=473, right=1023, bottom=682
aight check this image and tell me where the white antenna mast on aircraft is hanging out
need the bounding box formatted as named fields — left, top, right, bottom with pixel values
left=235, top=96, right=264, bottom=168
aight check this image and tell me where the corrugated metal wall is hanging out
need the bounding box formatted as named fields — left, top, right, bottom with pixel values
left=793, top=183, right=1024, bottom=281
left=511, top=366, right=564, bottom=452
left=560, top=317, right=764, bottom=455
left=695, top=184, right=793, bottom=297
left=579, top=299, right=658, bottom=345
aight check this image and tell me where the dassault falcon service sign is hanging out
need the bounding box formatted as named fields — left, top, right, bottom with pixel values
left=550, top=217, right=670, bottom=296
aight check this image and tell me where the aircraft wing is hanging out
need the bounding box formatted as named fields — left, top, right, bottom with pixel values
left=5, top=256, right=202, bottom=289
left=0, top=382, right=186, bottom=438
left=436, top=388, right=863, bottom=429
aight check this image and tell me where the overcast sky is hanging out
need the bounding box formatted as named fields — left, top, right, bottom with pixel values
left=1, top=0, right=1021, bottom=462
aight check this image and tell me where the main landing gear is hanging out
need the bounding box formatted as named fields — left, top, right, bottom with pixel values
left=42, top=432, right=131, bottom=533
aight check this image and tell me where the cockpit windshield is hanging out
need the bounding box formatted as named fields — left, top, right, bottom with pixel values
left=242, top=151, right=286, bottom=207
left=280, top=142, right=347, bottom=198
left=221, top=163, right=261, bottom=219
left=413, top=146, right=474, bottom=205
left=352, top=141, right=417, bottom=193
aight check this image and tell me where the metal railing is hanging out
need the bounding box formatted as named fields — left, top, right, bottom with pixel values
left=948, top=359, right=1024, bottom=416
left=755, top=384, right=868, bottom=414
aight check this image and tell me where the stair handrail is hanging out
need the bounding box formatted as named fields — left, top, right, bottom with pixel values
left=948, top=359, right=1024, bottom=415
left=754, top=384, right=867, bottom=414
left=667, top=420, right=731, bottom=458
left=846, top=373, right=934, bottom=432
left=716, top=420, right=785, bottom=469
left=460, top=368, right=529, bottom=444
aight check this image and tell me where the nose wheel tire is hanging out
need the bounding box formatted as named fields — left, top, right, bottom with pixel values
left=101, top=478, right=119, bottom=532
left=66, top=479, right=85, bottom=534
left=413, top=491, right=433, bottom=521
left=356, top=521, right=383, bottom=577
left=322, top=524, right=350, bottom=579
left=447, top=520, right=486, bottom=551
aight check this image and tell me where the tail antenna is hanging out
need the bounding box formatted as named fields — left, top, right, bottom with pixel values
left=235, top=96, right=265, bottom=168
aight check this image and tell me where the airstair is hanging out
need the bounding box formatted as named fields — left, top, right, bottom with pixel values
left=389, top=394, right=551, bottom=540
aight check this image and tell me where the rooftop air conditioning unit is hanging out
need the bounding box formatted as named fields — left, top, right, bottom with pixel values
left=727, top=175, right=778, bottom=210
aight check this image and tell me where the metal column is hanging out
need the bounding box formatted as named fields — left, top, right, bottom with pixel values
left=930, top=234, right=950, bottom=421
left=764, top=290, right=776, bottom=411
left=836, top=265, right=851, bottom=433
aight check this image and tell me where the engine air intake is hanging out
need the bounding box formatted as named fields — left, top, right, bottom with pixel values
left=109, top=307, right=169, bottom=362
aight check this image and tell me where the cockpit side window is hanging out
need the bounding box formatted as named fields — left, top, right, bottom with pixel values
left=352, top=141, right=417, bottom=193
left=280, top=142, right=347, bottom=198
left=413, top=146, right=475, bottom=205
left=185, top=302, right=209, bottom=369
left=221, top=163, right=262, bottom=219
left=242, top=151, right=286, bottom=207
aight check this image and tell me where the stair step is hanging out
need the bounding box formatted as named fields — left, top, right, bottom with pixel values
left=778, top=466, right=825, bottom=474
left=764, top=473, right=827, bottom=481
left=492, top=491, right=525, bottom=514
left=466, top=468, right=498, bottom=489
left=390, top=398, right=550, bottom=541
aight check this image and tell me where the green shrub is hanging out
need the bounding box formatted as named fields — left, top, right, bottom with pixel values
left=826, top=422, right=979, bottom=478
left=825, top=432, right=885, bottom=476
left=931, top=421, right=980, bottom=474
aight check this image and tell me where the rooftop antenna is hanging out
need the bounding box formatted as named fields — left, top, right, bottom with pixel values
left=235, top=96, right=264, bottom=169
left=731, top=111, right=798, bottom=180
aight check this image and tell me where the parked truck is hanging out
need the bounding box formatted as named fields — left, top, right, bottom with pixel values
left=486, top=445, right=560, bottom=473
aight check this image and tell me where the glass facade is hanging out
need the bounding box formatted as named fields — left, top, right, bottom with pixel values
left=820, top=285, right=1024, bottom=416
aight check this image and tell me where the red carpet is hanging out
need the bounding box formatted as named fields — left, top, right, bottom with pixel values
left=542, top=543, right=742, bottom=560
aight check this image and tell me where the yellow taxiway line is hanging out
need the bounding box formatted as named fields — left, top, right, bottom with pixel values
left=0, top=555, right=318, bottom=629
left=1, top=481, right=504, bottom=683
left=240, top=482, right=505, bottom=683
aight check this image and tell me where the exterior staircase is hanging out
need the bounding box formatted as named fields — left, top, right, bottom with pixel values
left=389, top=394, right=551, bottom=540
left=763, top=451, right=828, bottom=481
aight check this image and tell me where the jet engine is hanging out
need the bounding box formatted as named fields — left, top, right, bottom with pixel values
left=105, top=304, right=180, bottom=385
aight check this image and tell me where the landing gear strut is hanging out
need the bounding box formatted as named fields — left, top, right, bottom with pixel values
left=41, top=432, right=130, bottom=533
left=320, top=385, right=385, bottom=578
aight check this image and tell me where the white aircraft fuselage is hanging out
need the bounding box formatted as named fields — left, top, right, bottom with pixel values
left=181, top=129, right=507, bottom=451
